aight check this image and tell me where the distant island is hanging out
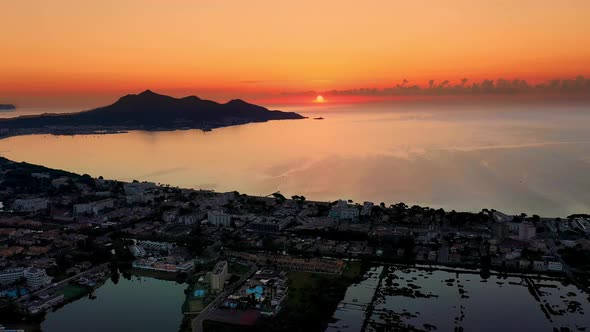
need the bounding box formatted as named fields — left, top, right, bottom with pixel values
left=0, top=104, right=16, bottom=110
left=0, top=90, right=304, bottom=138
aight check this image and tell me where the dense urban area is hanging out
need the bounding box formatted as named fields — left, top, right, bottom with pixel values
left=0, top=156, right=589, bottom=332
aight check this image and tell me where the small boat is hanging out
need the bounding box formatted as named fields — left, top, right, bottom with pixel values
left=313, top=117, right=324, bottom=120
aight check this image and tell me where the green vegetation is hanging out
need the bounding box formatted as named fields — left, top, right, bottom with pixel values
left=183, top=273, right=214, bottom=314
left=228, top=262, right=251, bottom=277
left=61, top=284, right=89, bottom=300
left=256, top=261, right=368, bottom=332
left=560, top=247, right=590, bottom=271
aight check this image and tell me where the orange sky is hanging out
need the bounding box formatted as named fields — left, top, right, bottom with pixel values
left=1, top=0, right=590, bottom=106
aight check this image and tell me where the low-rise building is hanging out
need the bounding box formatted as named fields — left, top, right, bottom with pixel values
left=13, top=198, right=48, bottom=212
left=248, top=216, right=293, bottom=233
left=360, top=201, right=374, bottom=216
left=208, top=211, right=231, bottom=227
left=329, top=200, right=359, bottom=221
left=136, top=240, right=174, bottom=254
left=547, top=260, right=563, bottom=272
left=0, top=267, right=52, bottom=289
left=132, top=256, right=194, bottom=273
left=27, top=293, right=64, bottom=314
left=518, top=222, right=536, bottom=242
left=123, top=182, right=156, bottom=195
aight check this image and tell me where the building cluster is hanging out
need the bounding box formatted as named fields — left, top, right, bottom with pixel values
left=227, top=251, right=345, bottom=274
left=132, top=256, right=194, bottom=273
left=0, top=267, right=52, bottom=289
left=0, top=157, right=589, bottom=325
left=223, top=269, right=288, bottom=316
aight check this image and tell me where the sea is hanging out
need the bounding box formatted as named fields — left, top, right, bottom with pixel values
left=2, top=100, right=590, bottom=216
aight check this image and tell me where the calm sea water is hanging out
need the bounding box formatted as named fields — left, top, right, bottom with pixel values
left=2, top=101, right=590, bottom=216
left=41, top=275, right=186, bottom=332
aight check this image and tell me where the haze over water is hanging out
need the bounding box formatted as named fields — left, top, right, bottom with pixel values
left=2, top=101, right=590, bottom=216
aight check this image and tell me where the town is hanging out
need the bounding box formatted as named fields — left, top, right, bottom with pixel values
left=0, top=156, right=589, bottom=331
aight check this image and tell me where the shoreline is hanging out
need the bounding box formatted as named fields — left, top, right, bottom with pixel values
left=0, top=118, right=308, bottom=141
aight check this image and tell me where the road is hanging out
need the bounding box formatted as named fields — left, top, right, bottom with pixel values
left=191, top=263, right=257, bottom=332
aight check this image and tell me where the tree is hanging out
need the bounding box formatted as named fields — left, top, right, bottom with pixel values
left=272, top=192, right=286, bottom=202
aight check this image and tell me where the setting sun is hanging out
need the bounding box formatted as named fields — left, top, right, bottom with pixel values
left=314, top=95, right=326, bottom=103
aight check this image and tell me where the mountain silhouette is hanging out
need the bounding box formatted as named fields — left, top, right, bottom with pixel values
left=0, top=104, right=15, bottom=110
left=0, top=90, right=304, bottom=130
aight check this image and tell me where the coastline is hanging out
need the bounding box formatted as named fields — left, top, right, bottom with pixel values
left=0, top=117, right=308, bottom=141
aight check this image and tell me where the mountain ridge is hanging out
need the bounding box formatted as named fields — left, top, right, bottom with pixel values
left=0, top=91, right=304, bottom=133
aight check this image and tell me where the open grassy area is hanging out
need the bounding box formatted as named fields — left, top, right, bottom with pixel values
left=228, top=261, right=251, bottom=277
left=256, top=260, right=367, bottom=332
left=186, top=298, right=205, bottom=312
left=183, top=273, right=215, bottom=314
left=61, top=284, right=89, bottom=300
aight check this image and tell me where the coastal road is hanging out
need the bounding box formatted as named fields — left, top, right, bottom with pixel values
left=191, top=263, right=257, bottom=332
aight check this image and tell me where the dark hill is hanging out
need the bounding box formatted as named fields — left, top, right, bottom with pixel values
left=0, top=90, right=304, bottom=130
left=0, top=104, right=16, bottom=110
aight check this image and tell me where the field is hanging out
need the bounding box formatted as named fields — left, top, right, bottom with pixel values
left=257, top=260, right=366, bottom=332
left=228, top=261, right=251, bottom=276
left=61, top=284, right=89, bottom=300
left=183, top=273, right=214, bottom=314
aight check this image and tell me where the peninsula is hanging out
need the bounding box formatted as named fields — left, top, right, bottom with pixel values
left=0, top=104, right=16, bottom=111
left=0, top=90, right=304, bottom=138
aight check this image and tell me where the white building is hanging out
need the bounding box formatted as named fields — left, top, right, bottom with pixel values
left=0, top=268, right=26, bottom=285
left=23, top=268, right=53, bottom=289
left=208, top=211, right=231, bottom=227
left=360, top=201, right=374, bottom=216
left=73, top=203, right=93, bottom=215
left=211, top=260, right=228, bottom=290
left=74, top=199, right=115, bottom=215
left=0, top=267, right=52, bottom=289
left=518, top=222, right=536, bottom=242
left=13, top=198, right=48, bottom=212
left=248, top=216, right=293, bottom=232
left=329, top=200, right=359, bottom=221
left=129, top=245, right=146, bottom=257
left=547, top=260, right=563, bottom=272
left=177, top=214, right=203, bottom=225
left=124, top=182, right=156, bottom=195
left=92, top=199, right=115, bottom=213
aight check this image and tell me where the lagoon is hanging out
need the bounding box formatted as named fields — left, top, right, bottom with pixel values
left=41, top=275, right=186, bottom=332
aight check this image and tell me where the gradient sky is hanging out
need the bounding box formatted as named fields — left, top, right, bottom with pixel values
left=1, top=0, right=590, bottom=105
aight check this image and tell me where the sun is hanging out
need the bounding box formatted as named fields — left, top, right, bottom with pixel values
left=314, top=95, right=326, bottom=103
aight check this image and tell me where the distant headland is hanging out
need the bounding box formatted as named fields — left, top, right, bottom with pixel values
left=0, top=90, right=304, bottom=138
left=0, top=104, right=16, bottom=111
